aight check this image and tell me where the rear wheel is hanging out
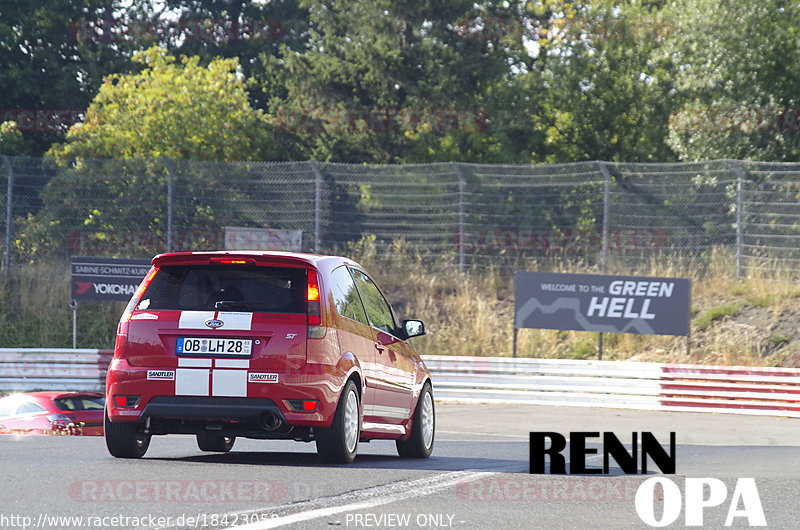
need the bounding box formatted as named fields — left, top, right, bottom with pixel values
left=104, top=409, right=150, bottom=459
left=196, top=432, right=235, bottom=452
left=396, top=383, right=435, bottom=458
left=316, top=380, right=360, bottom=463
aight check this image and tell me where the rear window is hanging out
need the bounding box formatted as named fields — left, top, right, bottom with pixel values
left=136, top=265, right=306, bottom=313
left=54, top=396, right=105, bottom=411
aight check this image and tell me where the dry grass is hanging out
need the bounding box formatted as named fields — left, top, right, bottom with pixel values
left=0, top=262, right=124, bottom=348
left=5, top=243, right=800, bottom=366
left=348, top=241, right=800, bottom=367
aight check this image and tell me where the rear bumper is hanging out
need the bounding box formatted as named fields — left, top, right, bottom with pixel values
left=141, top=396, right=282, bottom=421
left=139, top=396, right=288, bottom=437
left=105, top=358, right=350, bottom=429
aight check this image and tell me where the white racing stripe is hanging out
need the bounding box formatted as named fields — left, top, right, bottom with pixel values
left=178, top=358, right=212, bottom=368
left=175, top=368, right=209, bottom=396
left=215, top=359, right=251, bottom=369
left=179, top=311, right=216, bottom=329
left=212, top=369, right=248, bottom=397
left=216, top=311, right=253, bottom=331
left=218, top=470, right=496, bottom=530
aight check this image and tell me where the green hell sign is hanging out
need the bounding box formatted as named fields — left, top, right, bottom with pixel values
left=515, top=271, right=691, bottom=336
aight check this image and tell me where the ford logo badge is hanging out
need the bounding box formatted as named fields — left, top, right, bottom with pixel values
left=205, top=319, right=224, bottom=329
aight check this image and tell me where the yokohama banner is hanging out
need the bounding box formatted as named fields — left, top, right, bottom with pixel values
left=71, top=256, right=152, bottom=302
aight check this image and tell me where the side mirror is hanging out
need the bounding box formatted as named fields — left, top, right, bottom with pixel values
left=403, top=319, right=425, bottom=339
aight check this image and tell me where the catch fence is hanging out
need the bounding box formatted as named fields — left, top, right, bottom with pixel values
left=2, top=156, right=800, bottom=277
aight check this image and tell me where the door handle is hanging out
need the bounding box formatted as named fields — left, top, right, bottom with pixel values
left=375, top=344, right=384, bottom=354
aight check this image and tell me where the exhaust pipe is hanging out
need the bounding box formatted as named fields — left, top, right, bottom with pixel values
left=258, top=411, right=281, bottom=431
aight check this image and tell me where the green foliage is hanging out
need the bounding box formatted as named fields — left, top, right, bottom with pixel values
left=0, top=0, right=139, bottom=156
left=694, top=302, right=744, bottom=331
left=262, top=0, right=526, bottom=163
left=662, top=0, right=800, bottom=161
left=744, top=295, right=773, bottom=308
left=48, top=46, right=276, bottom=162
left=768, top=333, right=789, bottom=347
left=4, top=0, right=800, bottom=165
left=519, top=1, right=678, bottom=163
left=565, top=338, right=599, bottom=360
left=23, top=43, right=291, bottom=259
left=0, top=122, right=24, bottom=155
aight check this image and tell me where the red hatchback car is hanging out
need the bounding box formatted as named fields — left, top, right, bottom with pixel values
left=105, top=251, right=434, bottom=463
left=0, top=392, right=105, bottom=436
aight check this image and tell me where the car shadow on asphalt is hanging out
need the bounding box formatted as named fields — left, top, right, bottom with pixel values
left=147, top=452, right=529, bottom=473
left=146, top=440, right=530, bottom=473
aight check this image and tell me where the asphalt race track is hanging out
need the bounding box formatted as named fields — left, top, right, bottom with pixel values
left=1, top=403, right=799, bottom=529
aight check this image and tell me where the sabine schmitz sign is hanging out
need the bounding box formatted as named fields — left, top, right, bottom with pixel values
left=515, top=271, right=691, bottom=336
left=71, top=256, right=152, bottom=302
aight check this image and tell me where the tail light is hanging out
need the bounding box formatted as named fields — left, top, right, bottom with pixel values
left=307, top=270, right=325, bottom=338
left=287, top=399, right=318, bottom=412
left=117, top=266, right=158, bottom=337
left=114, top=395, right=139, bottom=407
left=46, top=413, right=73, bottom=428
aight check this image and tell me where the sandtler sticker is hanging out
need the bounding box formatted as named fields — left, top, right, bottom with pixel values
left=248, top=372, right=279, bottom=383
left=147, top=370, right=175, bottom=381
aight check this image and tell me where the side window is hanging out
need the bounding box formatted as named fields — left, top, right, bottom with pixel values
left=16, top=402, right=45, bottom=414
left=351, top=269, right=397, bottom=335
left=330, top=266, right=369, bottom=326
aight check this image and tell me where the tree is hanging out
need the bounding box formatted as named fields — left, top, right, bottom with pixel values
left=0, top=0, right=141, bottom=156
left=48, top=46, right=276, bottom=161
left=515, top=0, right=678, bottom=163
left=261, top=0, right=526, bottom=163
left=122, top=0, right=311, bottom=112
left=16, top=47, right=280, bottom=260
left=662, top=0, right=800, bottom=161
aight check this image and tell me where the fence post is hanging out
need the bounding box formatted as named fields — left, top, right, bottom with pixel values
left=597, top=161, right=612, bottom=275
left=596, top=161, right=614, bottom=361
left=309, top=161, right=323, bottom=253
left=162, top=156, right=174, bottom=252
left=730, top=160, right=745, bottom=280
left=2, top=155, right=12, bottom=277
left=451, top=162, right=466, bottom=273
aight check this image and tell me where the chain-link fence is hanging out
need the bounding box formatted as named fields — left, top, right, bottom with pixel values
left=2, top=156, right=800, bottom=277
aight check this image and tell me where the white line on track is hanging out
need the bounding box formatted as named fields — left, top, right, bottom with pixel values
left=224, top=470, right=497, bottom=529
left=437, top=430, right=530, bottom=439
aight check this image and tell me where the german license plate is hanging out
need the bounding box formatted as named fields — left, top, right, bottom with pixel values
left=176, top=337, right=252, bottom=356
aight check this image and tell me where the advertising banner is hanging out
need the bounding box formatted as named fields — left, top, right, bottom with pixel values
left=71, top=256, right=152, bottom=302
left=515, top=271, right=691, bottom=336
left=224, top=227, right=302, bottom=251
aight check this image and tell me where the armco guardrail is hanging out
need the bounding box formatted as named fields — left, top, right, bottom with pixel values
left=0, top=348, right=111, bottom=392
left=1, top=350, right=799, bottom=418
left=423, top=355, right=800, bottom=418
